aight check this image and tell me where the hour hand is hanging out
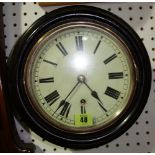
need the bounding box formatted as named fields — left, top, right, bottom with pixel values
left=91, top=91, right=102, bottom=103
left=83, top=81, right=107, bottom=113
left=91, top=91, right=107, bottom=112
left=77, top=75, right=107, bottom=113
left=83, top=81, right=102, bottom=103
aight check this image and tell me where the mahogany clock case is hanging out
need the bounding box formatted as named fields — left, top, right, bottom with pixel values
left=7, top=5, right=152, bottom=149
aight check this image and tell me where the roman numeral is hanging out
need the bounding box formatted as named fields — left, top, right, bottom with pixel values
left=105, top=87, right=120, bottom=100
left=56, top=42, right=68, bottom=56
left=81, top=105, right=86, bottom=114
left=93, top=40, right=101, bottom=54
left=54, top=100, right=71, bottom=118
left=39, top=77, right=54, bottom=83
left=60, top=101, right=71, bottom=117
left=44, top=90, right=60, bottom=105
left=104, top=54, right=117, bottom=64
left=108, top=72, right=123, bottom=79
left=43, top=59, right=57, bottom=66
left=75, top=36, right=83, bottom=51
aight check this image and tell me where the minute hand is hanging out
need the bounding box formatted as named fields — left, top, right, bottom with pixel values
left=64, top=81, right=80, bottom=101
left=83, top=82, right=107, bottom=112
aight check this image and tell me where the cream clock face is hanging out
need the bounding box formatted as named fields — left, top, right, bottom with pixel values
left=24, top=23, right=136, bottom=133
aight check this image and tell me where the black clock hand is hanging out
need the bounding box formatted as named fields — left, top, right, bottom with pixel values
left=64, top=81, right=80, bottom=101
left=53, top=81, right=80, bottom=117
left=84, top=82, right=102, bottom=102
left=84, top=82, right=101, bottom=101
left=83, top=82, right=107, bottom=112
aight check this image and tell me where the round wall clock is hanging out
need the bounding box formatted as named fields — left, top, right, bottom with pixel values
left=7, top=5, right=151, bottom=149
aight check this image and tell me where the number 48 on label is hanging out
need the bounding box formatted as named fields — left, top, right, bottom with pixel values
left=75, top=114, right=93, bottom=126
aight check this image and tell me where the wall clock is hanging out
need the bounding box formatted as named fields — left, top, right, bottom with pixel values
left=7, top=5, right=151, bottom=149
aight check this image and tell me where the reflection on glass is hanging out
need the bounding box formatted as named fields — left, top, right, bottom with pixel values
left=72, top=53, right=89, bottom=71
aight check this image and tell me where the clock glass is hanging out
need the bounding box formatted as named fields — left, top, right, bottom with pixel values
left=24, top=22, right=136, bottom=133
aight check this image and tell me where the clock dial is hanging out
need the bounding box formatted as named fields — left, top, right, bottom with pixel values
left=24, top=23, right=135, bottom=133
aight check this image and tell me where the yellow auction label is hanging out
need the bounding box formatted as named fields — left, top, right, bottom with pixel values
left=75, top=114, right=93, bottom=126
